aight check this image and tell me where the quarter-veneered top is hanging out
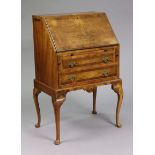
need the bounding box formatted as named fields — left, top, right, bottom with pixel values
left=42, top=12, right=119, bottom=52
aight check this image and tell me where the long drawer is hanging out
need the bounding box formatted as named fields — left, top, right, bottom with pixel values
left=58, top=47, right=117, bottom=71
left=59, top=64, right=118, bottom=85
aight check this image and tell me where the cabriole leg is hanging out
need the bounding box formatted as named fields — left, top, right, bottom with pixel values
left=111, top=80, right=123, bottom=128
left=33, top=87, right=41, bottom=128
left=52, top=94, right=66, bottom=145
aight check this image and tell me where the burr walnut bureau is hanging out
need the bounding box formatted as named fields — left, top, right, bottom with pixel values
left=32, top=12, right=123, bottom=145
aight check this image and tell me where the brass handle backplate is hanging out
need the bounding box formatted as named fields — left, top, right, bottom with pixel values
left=68, top=61, right=77, bottom=68
left=102, top=70, right=110, bottom=77
left=102, top=56, right=111, bottom=63
left=68, top=75, right=76, bottom=81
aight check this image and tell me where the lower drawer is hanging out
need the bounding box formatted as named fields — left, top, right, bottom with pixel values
left=59, top=65, right=118, bottom=85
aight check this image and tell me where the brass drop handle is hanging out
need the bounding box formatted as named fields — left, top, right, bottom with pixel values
left=68, top=75, right=76, bottom=81
left=102, top=70, right=109, bottom=77
left=68, top=61, right=77, bottom=68
left=102, top=56, right=111, bottom=63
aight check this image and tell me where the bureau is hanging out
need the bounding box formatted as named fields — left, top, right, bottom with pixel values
left=32, top=12, right=123, bottom=145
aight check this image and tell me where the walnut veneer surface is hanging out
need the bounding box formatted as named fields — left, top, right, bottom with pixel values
left=32, top=12, right=123, bottom=145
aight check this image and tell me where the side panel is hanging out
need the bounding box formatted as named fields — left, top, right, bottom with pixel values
left=32, top=17, right=58, bottom=89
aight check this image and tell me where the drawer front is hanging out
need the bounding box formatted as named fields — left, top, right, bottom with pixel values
left=63, top=52, right=115, bottom=69
left=58, top=47, right=117, bottom=71
left=59, top=65, right=118, bottom=85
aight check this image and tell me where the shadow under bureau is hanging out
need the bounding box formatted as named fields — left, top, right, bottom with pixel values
left=32, top=12, right=123, bottom=145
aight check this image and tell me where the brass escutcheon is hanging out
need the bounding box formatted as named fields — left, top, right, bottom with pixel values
left=102, top=56, right=111, bottom=63
left=102, top=70, right=109, bottom=77
left=68, top=61, right=77, bottom=68
left=68, top=75, right=76, bottom=81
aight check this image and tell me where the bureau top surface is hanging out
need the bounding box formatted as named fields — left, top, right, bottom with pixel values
left=34, top=12, right=119, bottom=52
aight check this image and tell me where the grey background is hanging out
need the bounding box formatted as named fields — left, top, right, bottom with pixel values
left=22, top=0, right=133, bottom=155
